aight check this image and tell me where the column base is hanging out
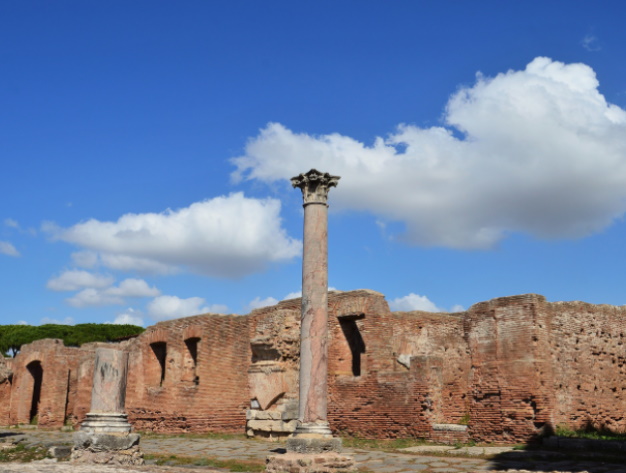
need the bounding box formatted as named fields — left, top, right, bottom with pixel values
left=266, top=452, right=355, bottom=473
left=80, top=412, right=132, bottom=434
left=72, top=415, right=143, bottom=465
left=288, top=422, right=342, bottom=454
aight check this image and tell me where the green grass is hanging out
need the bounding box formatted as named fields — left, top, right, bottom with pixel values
left=0, top=443, right=50, bottom=463
left=139, top=430, right=249, bottom=441
left=340, top=436, right=428, bottom=451
left=555, top=425, right=626, bottom=441
left=144, top=453, right=265, bottom=472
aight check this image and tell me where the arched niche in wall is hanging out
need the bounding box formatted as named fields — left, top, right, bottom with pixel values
left=149, top=342, right=167, bottom=387
left=26, top=360, right=43, bottom=424
left=182, top=337, right=200, bottom=385
left=336, top=314, right=366, bottom=377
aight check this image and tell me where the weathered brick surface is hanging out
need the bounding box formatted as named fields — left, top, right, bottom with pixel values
left=2, top=290, right=626, bottom=444
left=547, top=301, right=626, bottom=434
left=125, top=313, right=253, bottom=433
left=8, top=339, right=87, bottom=428
left=464, top=294, right=554, bottom=443
left=0, top=357, right=12, bottom=425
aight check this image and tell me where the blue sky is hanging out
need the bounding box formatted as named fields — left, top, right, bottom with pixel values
left=2, top=1, right=626, bottom=327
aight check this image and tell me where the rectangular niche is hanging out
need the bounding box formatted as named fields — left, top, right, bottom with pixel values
left=150, top=342, right=167, bottom=387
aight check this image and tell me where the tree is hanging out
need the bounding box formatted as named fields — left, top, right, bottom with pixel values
left=0, top=324, right=144, bottom=356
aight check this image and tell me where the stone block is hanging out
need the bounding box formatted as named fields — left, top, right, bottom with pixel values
left=73, top=431, right=140, bottom=451
left=71, top=444, right=144, bottom=465
left=253, top=410, right=283, bottom=420
left=287, top=437, right=343, bottom=454
left=266, top=452, right=355, bottom=473
left=48, top=445, right=72, bottom=459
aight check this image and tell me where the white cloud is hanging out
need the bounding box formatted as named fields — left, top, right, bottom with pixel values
left=4, top=218, right=36, bottom=236
left=232, top=57, right=626, bottom=249
left=246, top=296, right=279, bottom=311
left=105, top=278, right=160, bottom=298
left=71, top=250, right=99, bottom=268
left=388, top=294, right=465, bottom=313
left=581, top=34, right=601, bottom=52
left=0, top=241, right=19, bottom=257
left=282, top=291, right=302, bottom=300
left=389, top=293, right=442, bottom=312
left=112, top=308, right=144, bottom=326
left=147, top=295, right=228, bottom=321
left=46, top=193, right=300, bottom=278
left=47, top=270, right=115, bottom=292
left=62, top=276, right=160, bottom=307
left=67, top=288, right=124, bottom=308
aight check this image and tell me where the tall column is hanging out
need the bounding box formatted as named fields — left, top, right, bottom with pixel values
left=291, top=169, right=339, bottom=436
left=267, top=169, right=354, bottom=473
left=72, top=348, right=143, bottom=465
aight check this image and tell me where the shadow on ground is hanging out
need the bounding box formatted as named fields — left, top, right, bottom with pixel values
left=487, top=442, right=626, bottom=472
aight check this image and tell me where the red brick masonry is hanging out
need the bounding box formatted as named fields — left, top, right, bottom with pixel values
left=2, top=291, right=625, bottom=444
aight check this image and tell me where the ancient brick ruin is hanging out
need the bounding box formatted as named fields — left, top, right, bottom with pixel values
left=1, top=290, right=626, bottom=444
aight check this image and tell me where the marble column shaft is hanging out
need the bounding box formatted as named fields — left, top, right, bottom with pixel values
left=300, top=201, right=329, bottom=424
left=79, top=347, right=133, bottom=434
left=291, top=169, right=339, bottom=433
left=91, top=348, right=128, bottom=414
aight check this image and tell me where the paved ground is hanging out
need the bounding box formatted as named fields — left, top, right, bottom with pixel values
left=2, top=429, right=626, bottom=473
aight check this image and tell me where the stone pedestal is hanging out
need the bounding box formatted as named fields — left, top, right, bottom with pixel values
left=71, top=430, right=142, bottom=465
left=71, top=348, right=144, bottom=465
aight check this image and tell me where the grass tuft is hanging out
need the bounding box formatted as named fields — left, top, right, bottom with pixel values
left=144, top=453, right=265, bottom=472
left=0, top=443, right=50, bottom=463
left=554, top=425, right=626, bottom=441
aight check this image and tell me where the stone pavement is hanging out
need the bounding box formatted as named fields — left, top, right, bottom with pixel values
left=2, top=429, right=626, bottom=473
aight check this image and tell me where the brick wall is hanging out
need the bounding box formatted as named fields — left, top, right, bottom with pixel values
left=464, top=294, right=555, bottom=443
left=327, top=291, right=469, bottom=439
left=125, top=313, right=253, bottom=433
left=547, top=301, right=626, bottom=433
left=0, top=357, right=12, bottom=425
left=7, top=339, right=88, bottom=428
left=2, top=290, right=626, bottom=443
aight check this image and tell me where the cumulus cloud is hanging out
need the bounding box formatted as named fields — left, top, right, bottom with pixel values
left=282, top=291, right=302, bottom=300
left=46, top=193, right=300, bottom=277
left=112, top=308, right=144, bottom=326
left=4, top=218, right=18, bottom=228
left=67, top=288, right=124, bottom=308
left=47, top=270, right=115, bottom=292
left=71, top=251, right=99, bottom=268
left=0, top=241, right=19, bottom=257
left=104, top=279, right=161, bottom=298
left=65, top=278, right=160, bottom=308
left=246, top=296, right=279, bottom=311
left=147, top=295, right=228, bottom=321
left=232, top=57, right=626, bottom=249
left=389, top=293, right=442, bottom=312
left=388, top=293, right=465, bottom=313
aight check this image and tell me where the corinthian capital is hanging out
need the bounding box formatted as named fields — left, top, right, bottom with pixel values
left=291, top=169, right=340, bottom=205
